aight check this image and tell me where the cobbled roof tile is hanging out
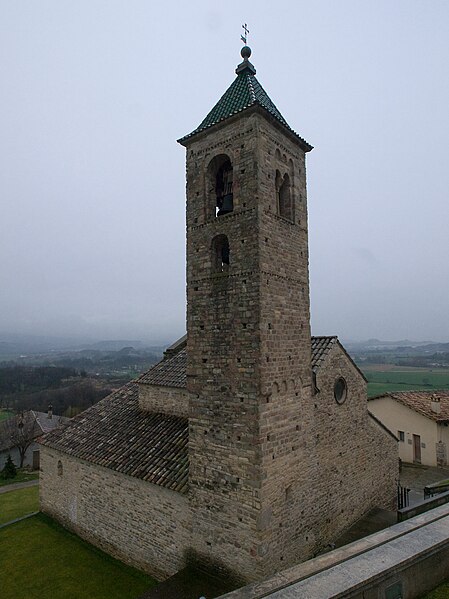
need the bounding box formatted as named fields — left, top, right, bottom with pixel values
left=178, top=64, right=312, bottom=151
left=369, top=391, right=449, bottom=423
left=138, top=347, right=187, bottom=388
left=39, top=336, right=351, bottom=492
left=39, top=383, right=189, bottom=494
left=311, top=336, right=338, bottom=372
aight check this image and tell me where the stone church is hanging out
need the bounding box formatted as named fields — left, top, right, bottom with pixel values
left=39, top=46, right=398, bottom=584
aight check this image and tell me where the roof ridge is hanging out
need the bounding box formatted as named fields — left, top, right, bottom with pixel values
left=246, top=73, right=257, bottom=104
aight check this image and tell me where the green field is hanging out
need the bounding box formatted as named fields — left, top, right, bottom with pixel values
left=0, top=513, right=156, bottom=599
left=364, top=366, right=449, bottom=398
left=0, top=469, right=39, bottom=488
left=0, top=409, right=13, bottom=422
left=0, top=485, right=39, bottom=525
left=422, top=580, right=449, bottom=598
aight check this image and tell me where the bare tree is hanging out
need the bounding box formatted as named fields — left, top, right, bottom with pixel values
left=2, top=411, right=38, bottom=468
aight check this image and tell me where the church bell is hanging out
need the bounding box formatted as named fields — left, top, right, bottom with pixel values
left=217, top=193, right=234, bottom=216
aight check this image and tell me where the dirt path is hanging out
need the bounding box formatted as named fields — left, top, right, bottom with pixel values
left=0, top=480, right=39, bottom=494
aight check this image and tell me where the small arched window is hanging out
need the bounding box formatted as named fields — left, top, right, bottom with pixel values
left=57, top=460, right=63, bottom=476
left=212, top=234, right=230, bottom=272
left=208, top=155, right=234, bottom=217
left=276, top=171, right=293, bottom=221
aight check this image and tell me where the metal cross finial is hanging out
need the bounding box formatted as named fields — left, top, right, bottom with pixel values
left=241, top=23, right=249, bottom=45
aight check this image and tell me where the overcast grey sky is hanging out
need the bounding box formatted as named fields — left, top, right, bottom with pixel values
left=1, top=1, right=448, bottom=344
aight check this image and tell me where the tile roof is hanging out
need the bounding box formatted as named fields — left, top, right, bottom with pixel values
left=311, top=336, right=338, bottom=372
left=39, top=383, right=189, bottom=493
left=369, top=391, right=449, bottom=423
left=138, top=347, right=187, bottom=388
left=178, top=61, right=312, bottom=151
left=32, top=411, right=69, bottom=434
left=39, top=335, right=355, bottom=491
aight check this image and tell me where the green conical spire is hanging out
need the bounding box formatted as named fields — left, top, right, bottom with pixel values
left=178, top=47, right=312, bottom=151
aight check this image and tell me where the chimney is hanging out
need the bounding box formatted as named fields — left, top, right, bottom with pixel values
left=47, top=404, right=53, bottom=419
left=431, top=395, right=441, bottom=415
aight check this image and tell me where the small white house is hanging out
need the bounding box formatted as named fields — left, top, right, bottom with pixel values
left=368, top=391, right=449, bottom=467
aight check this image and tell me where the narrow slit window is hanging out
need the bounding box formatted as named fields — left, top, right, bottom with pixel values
left=276, top=170, right=293, bottom=221
left=212, top=234, right=230, bottom=272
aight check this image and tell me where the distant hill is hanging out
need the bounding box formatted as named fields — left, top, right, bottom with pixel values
left=85, top=340, right=144, bottom=351
left=342, top=339, right=449, bottom=368
left=343, top=339, right=435, bottom=352
left=0, top=333, right=166, bottom=359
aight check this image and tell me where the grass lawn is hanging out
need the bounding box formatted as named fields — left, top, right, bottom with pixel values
left=0, top=513, right=156, bottom=599
left=364, top=367, right=449, bottom=398
left=0, top=485, right=39, bottom=525
left=422, top=580, right=449, bottom=598
left=0, top=469, right=39, bottom=487
left=0, top=409, right=13, bottom=422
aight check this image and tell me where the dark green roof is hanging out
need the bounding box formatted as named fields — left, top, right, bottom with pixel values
left=178, top=58, right=312, bottom=150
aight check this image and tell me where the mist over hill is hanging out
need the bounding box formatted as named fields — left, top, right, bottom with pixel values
left=0, top=332, right=169, bottom=360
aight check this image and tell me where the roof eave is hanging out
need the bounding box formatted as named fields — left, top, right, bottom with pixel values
left=335, top=339, right=368, bottom=383
left=368, top=411, right=399, bottom=441
left=178, top=103, right=313, bottom=152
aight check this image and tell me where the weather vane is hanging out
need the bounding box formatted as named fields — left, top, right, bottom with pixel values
left=241, top=23, right=249, bottom=45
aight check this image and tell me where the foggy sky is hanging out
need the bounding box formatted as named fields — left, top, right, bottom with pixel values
left=1, top=1, right=448, bottom=345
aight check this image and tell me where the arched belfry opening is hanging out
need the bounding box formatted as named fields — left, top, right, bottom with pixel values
left=276, top=170, right=292, bottom=221
left=211, top=234, right=230, bottom=271
left=208, top=154, right=234, bottom=217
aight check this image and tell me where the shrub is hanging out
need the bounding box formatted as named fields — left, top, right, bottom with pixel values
left=1, top=454, right=17, bottom=480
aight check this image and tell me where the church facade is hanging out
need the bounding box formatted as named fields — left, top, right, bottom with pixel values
left=39, top=46, right=398, bottom=584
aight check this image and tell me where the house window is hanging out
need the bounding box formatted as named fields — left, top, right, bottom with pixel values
left=398, top=431, right=405, bottom=442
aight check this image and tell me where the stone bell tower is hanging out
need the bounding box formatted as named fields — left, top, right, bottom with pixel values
left=178, top=46, right=315, bottom=583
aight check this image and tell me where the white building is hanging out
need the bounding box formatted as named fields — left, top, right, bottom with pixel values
left=368, top=391, right=449, bottom=467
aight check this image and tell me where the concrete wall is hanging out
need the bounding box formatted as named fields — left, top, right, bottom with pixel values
left=39, top=446, right=191, bottom=580
left=369, top=396, right=439, bottom=466
left=138, top=383, right=189, bottom=418
left=219, top=503, right=449, bottom=599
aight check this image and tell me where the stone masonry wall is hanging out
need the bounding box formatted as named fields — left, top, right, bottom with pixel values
left=255, top=343, right=398, bottom=577
left=312, top=344, right=398, bottom=541
left=182, top=107, right=398, bottom=583
left=184, top=111, right=265, bottom=583
left=138, top=383, right=189, bottom=418
left=39, top=446, right=191, bottom=580
left=256, top=116, right=317, bottom=574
